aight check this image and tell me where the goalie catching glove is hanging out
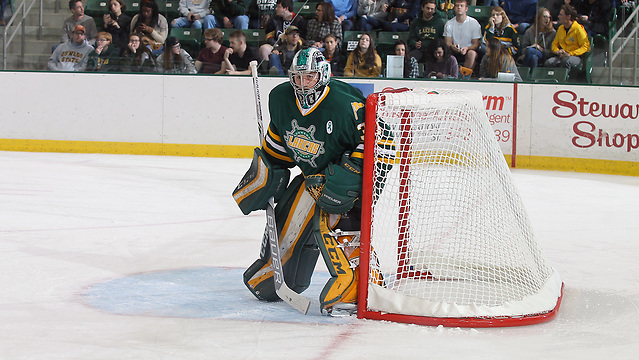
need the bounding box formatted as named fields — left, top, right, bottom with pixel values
left=233, top=147, right=290, bottom=215
left=305, top=152, right=362, bottom=214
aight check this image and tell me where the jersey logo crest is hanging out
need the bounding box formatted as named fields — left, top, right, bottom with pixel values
left=284, top=120, right=325, bottom=168
left=326, top=120, right=333, bottom=134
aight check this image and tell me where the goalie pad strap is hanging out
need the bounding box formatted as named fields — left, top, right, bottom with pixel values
left=233, top=147, right=290, bottom=215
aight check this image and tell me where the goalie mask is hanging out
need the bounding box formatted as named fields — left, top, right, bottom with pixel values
left=289, top=48, right=331, bottom=110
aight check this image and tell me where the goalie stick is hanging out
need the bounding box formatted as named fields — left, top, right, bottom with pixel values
left=249, top=60, right=311, bottom=315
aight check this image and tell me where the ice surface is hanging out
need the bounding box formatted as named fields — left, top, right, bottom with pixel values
left=1, top=151, right=638, bottom=359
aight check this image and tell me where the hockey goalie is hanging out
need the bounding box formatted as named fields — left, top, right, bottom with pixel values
left=232, top=48, right=372, bottom=315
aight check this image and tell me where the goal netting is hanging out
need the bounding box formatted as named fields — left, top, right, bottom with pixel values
left=357, top=88, right=563, bottom=327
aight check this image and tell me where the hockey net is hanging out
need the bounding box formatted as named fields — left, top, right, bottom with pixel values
left=357, top=88, right=563, bottom=327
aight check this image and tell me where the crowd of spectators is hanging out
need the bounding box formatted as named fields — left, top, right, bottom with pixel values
left=46, top=0, right=619, bottom=81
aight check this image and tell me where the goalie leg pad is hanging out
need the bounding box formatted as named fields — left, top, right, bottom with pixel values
left=243, top=175, right=320, bottom=301
left=233, top=147, right=290, bottom=215
left=314, top=210, right=360, bottom=310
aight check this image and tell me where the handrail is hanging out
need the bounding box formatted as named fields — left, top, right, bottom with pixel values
left=2, top=0, right=43, bottom=70
left=609, top=3, right=639, bottom=85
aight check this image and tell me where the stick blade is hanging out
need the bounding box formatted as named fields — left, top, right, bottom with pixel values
left=276, top=287, right=311, bottom=314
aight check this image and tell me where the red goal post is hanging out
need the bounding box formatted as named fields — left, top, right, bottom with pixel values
left=357, top=88, right=563, bottom=327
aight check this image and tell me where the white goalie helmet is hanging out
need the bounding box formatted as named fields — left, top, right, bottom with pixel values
left=288, top=47, right=331, bottom=110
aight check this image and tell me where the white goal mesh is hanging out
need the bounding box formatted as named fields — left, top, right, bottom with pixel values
left=359, top=88, right=563, bottom=326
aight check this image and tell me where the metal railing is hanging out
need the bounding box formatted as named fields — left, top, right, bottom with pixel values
left=609, top=4, right=639, bottom=85
left=2, top=0, right=43, bottom=70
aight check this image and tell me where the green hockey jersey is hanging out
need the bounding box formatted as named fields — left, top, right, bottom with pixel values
left=262, top=79, right=366, bottom=176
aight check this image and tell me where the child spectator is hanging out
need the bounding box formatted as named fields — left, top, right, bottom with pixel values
left=172, top=0, right=216, bottom=29
left=423, top=37, right=458, bottom=78
left=62, top=0, right=98, bottom=46
left=156, top=36, right=197, bottom=73
left=268, top=26, right=303, bottom=75
left=343, top=32, right=382, bottom=77
left=48, top=25, right=94, bottom=71
left=86, top=31, right=119, bottom=71
left=209, top=0, right=250, bottom=29
left=520, top=7, right=556, bottom=69
left=479, top=37, right=521, bottom=81
left=102, top=0, right=131, bottom=52
left=322, top=33, right=347, bottom=76
left=220, top=30, right=260, bottom=75
left=118, top=33, right=157, bottom=72
left=483, top=6, right=519, bottom=57
left=195, top=28, right=228, bottom=74
left=307, top=2, right=343, bottom=48
left=130, top=0, right=168, bottom=51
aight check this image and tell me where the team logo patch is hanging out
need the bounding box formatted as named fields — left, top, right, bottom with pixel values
left=326, top=120, right=333, bottom=134
left=285, top=120, right=326, bottom=168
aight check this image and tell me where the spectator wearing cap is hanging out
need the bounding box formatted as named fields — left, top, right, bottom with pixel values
left=48, top=24, right=95, bottom=71
left=61, top=0, right=98, bottom=46
left=268, top=25, right=303, bottom=75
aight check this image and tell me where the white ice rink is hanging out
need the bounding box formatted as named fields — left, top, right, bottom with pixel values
left=1, top=150, right=638, bottom=359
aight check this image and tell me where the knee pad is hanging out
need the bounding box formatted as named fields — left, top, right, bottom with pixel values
left=243, top=175, right=320, bottom=301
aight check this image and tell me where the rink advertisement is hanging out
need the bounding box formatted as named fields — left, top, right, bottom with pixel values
left=529, top=85, right=639, bottom=162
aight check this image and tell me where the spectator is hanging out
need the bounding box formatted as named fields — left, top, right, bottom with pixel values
left=195, top=28, right=228, bottom=74
left=483, top=6, right=519, bottom=57
left=247, top=0, right=277, bottom=29
left=306, top=2, right=343, bottom=48
left=86, top=31, right=119, bottom=71
left=156, top=36, right=197, bottom=73
left=220, top=30, right=260, bottom=75
left=479, top=37, right=521, bottom=80
left=358, top=0, right=389, bottom=32
left=118, top=33, right=157, bottom=72
left=259, top=0, right=307, bottom=61
left=329, top=0, right=358, bottom=32
left=343, top=32, right=382, bottom=77
left=0, top=0, right=7, bottom=27
left=209, top=0, right=250, bottom=29
left=322, top=33, right=347, bottom=76
left=408, top=0, right=446, bottom=62
left=443, top=0, right=481, bottom=71
left=579, top=0, right=613, bottom=37
left=48, top=25, right=94, bottom=71
left=62, top=0, right=98, bottom=46
left=172, top=0, right=216, bottom=29
left=520, top=7, right=556, bottom=69
left=423, top=37, right=458, bottom=78
left=394, top=39, right=420, bottom=78
left=130, top=0, right=169, bottom=51
left=484, top=0, right=498, bottom=6
left=102, top=0, right=131, bottom=52
left=500, top=0, right=536, bottom=34
left=544, top=5, right=590, bottom=70
left=268, top=25, right=303, bottom=75
left=384, top=0, right=419, bottom=32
